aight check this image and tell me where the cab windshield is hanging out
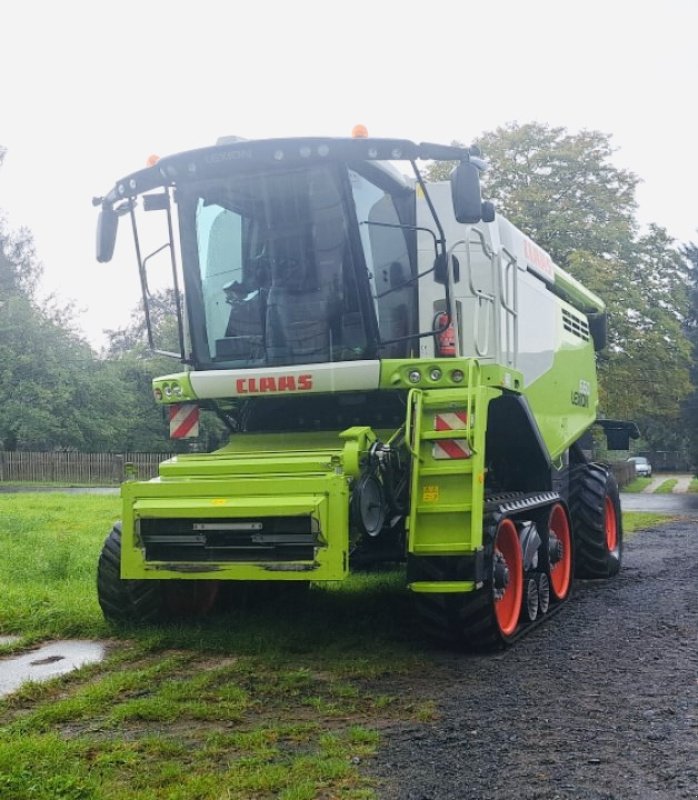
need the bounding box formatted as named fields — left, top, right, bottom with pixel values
left=178, top=163, right=416, bottom=369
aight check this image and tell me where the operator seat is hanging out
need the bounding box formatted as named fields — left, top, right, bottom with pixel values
left=265, top=171, right=346, bottom=363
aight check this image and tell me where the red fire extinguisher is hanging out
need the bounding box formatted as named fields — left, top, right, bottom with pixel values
left=433, top=312, right=456, bottom=357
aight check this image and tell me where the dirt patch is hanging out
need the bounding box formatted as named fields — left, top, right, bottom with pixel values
left=367, top=521, right=698, bottom=799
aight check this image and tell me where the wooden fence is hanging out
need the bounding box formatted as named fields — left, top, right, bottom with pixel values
left=0, top=452, right=171, bottom=484
left=608, top=460, right=636, bottom=488
left=0, top=451, right=656, bottom=488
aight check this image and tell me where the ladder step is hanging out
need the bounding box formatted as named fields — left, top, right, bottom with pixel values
left=409, top=580, right=477, bottom=593
left=420, top=430, right=472, bottom=441
left=416, top=503, right=471, bottom=514
left=419, top=465, right=473, bottom=476
left=410, top=543, right=472, bottom=554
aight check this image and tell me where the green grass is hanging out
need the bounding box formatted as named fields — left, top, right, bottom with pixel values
left=654, top=479, right=678, bottom=494
left=0, top=494, right=678, bottom=799
left=621, top=476, right=652, bottom=493
left=689, top=478, right=698, bottom=493
left=0, top=481, right=116, bottom=488
left=0, top=494, right=431, bottom=799
left=623, top=512, right=674, bottom=534
left=0, top=494, right=119, bottom=639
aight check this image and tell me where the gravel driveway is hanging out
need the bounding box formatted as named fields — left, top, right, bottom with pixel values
left=369, top=519, right=698, bottom=799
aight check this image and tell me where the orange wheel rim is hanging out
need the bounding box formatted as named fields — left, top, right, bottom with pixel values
left=604, top=497, right=618, bottom=551
left=549, top=504, right=571, bottom=600
left=493, top=519, right=523, bottom=636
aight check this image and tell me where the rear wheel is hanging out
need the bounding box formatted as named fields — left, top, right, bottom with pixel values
left=491, top=518, right=524, bottom=637
left=570, top=463, right=622, bottom=578
left=547, top=503, right=573, bottom=600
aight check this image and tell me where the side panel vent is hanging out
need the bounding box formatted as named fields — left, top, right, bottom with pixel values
left=562, top=308, right=590, bottom=341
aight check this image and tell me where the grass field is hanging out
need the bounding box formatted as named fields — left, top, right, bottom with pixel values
left=0, top=494, right=672, bottom=799
left=621, top=476, right=653, bottom=493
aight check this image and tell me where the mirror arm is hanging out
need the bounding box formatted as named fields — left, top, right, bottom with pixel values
left=164, top=194, right=187, bottom=361
left=129, top=202, right=156, bottom=351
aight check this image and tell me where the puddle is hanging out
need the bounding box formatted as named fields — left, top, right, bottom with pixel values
left=0, top=640, right=107, bottom=697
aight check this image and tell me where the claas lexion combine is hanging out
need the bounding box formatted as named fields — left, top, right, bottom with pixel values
left=94, top=130, right=633, bottom=648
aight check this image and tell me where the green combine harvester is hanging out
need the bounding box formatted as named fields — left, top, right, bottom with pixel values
left=94, top=130, right=630, bottom=648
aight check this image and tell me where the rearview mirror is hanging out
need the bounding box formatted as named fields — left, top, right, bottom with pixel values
left=433, top=254, right=460, bottom=285
left=96, top=207, right=118, bottom=263
left=596, top=419, right=641, bottom=451
left=588, top=311, right=608, bottom=351
left=451, top=161, right=483, bottom=224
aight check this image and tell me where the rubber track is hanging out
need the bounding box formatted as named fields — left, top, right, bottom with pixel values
left=411, top=492, right=570, bottom=650
left=569, top=463, right=622, bottom=579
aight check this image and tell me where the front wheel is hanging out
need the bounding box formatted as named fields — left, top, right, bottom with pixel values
left=408, top=514, right=525, bottom=649
left=97, top=523, right=163, bottom=624
left=97, top=523, right=221, bottom=623
left=570, top=464, right=623, bottom=578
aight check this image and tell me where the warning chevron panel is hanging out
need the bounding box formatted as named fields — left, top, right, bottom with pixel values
left=432, top=411, right=471, bottom=459
left=168, top=403, right=200, bottom=439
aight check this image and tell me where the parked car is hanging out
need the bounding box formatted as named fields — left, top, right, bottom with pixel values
left=627, top=456, right=652, bottom=478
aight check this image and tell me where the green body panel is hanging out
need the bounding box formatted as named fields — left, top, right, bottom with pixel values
left=553, top=266, right=606, bottom=314
left=97, top=135, right=607, bottom=613
left=406, top=384, right=498, bottom=556
left=121, top=340, right=596, bottom=588
left=405, top=382, right=501, bottom=594
left=119, top=359, right=524, bottom=586
left=121, top=438, right=350, bottom=582
left=521, top=316, right=599, bottom=463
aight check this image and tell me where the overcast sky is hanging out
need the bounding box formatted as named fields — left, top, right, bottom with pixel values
left=1, top=0, right=696, bottom=349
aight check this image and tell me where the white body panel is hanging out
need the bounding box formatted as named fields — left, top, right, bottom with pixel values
left=189, top=360, right=381, bottom=399
left=416, top=183, right=573, bottom=388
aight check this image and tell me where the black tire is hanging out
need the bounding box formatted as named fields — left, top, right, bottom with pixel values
left=97, top=522, right=164, bottom=624
left=407, top=514, right=522, bottom=650
left=569, top=463, right=622, bottom=579
left=408, top=556, right=500, bottom=650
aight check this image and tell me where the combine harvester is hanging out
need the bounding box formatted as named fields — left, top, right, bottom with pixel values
left=94, top=128, right=631, bottom=648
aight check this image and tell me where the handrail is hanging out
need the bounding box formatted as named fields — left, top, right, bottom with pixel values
left=405, top=388, right=423, bottom=462
left=466, top=359, right=480, bottom=453
left=499, top=247, right=519, bottom=368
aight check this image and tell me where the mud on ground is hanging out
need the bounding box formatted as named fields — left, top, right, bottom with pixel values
left=367, top=519, right=698, bottom=800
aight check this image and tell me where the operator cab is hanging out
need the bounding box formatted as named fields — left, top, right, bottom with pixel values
left=187, top=160, right=416, bottom=368
left=95, top=136, right=489, bottom=372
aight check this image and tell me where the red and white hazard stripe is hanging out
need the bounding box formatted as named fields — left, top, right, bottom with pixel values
left=432, top=411, right=471, bottom=459
left=168, top=403, right=200, bottom=439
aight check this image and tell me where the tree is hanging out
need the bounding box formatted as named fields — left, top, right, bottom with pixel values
left=426, top=122, right=692, bottom=440
left=0, top=292, right=113, bottom=450
left=0, top=147, right=142, bottom=451
left=680, top=239, right=698, bottom=467
left=473, top=123, right=639, bottom=265
left=0, top=219, right=43, bottom=299
left=105, top=287, right=182, bottom=357
left=426, top=123, right=639, bottom=264
left=0, top=144, right=224, bottom=454
left=578, top=226, right=692, bottom=425
left=104, top=289, right=228, bottom=452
